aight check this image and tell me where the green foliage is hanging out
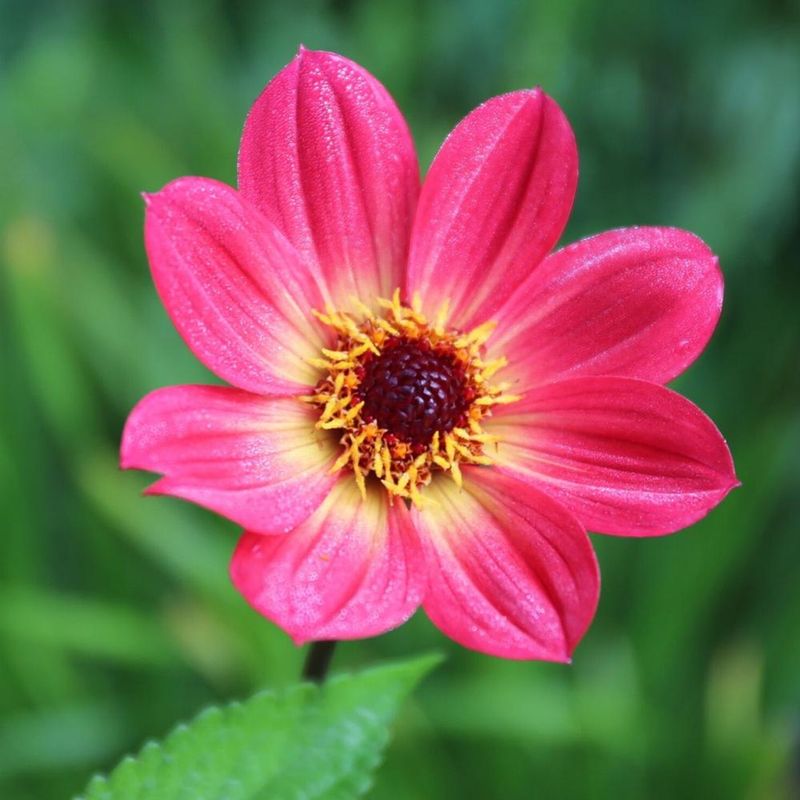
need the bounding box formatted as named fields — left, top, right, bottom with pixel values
left=79, top=655, right=439, bottom=800
left=1, top=1, right=798, bottom=799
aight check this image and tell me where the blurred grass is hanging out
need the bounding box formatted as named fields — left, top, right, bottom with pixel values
left=1, top=1, right=798, bottom=798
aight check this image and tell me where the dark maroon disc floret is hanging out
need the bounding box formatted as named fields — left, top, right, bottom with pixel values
left=355, top=338, right=469, bottom=444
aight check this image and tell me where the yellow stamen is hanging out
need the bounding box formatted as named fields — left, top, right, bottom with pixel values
left=321, top=348, right=351, bottom=361
left=318, top=395, right=338, bottom=425
left=475, top=393, right=522, bottom=406
left=444, top=433, right=456, bottom=463
left=376, top=317, right=401, bottom=336
left=330, top=448, right=353, bottom=474
left=307, top=357, right=334, bottom=370
left=303, top=289, right=520, bottom=502
left=453, top=320, right=497, bottom=349
left=450, top=459, right=463, bottom=488
left=319, top=417, right=347, bottom=430
left=381, top=444, right=392, bottom=477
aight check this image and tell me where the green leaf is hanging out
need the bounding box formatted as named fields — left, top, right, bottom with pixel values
left=77, top=654, right=440, bottom=800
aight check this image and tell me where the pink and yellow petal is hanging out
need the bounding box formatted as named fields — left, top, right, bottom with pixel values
left=406, top=89, right=577, bottom=330
left=413, top=471, right=598, bottom=662
left=121, top=385, right=337, bottom=535
left=238, top=48, right=419, bottom=307
left=144, top=177, right=328, bottom=395
left=492, top=227, right=723, bottom=388
left=488, top=377, right=739, bottom=537
left=230, top=479, right=426, bottom=644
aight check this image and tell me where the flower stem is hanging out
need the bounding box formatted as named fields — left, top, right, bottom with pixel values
left=302, top=640, right=337, bottom=683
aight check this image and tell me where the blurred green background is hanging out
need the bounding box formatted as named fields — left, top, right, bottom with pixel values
left=1, top=0, right=799, bottom=798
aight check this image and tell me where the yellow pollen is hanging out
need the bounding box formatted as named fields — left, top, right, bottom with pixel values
left=301, top=291, right=518, bottom=506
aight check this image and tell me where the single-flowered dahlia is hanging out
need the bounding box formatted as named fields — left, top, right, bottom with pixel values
left=121, top=48, right=738, bottom=661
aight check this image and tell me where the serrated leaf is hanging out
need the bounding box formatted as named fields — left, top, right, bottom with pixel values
left=77, top=653, right=440, bottom=800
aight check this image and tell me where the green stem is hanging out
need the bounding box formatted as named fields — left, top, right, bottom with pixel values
left=302, top=640, right=337, bottom=683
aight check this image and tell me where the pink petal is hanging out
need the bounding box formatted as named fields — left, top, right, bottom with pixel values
left=488, top=377, right=739, bottom=536
left=406, top=89, right=577, bottom=329
left=413, top=471, right=598, bottom=662
left=145, top=177, right=328, bottom=395
left=492, top=227, right=724, bottom=387
left=120, top=385, right=337, bottom=535
left=230, top=480, right=426, bottom=644
left=238, top=48, right=419, bottom=305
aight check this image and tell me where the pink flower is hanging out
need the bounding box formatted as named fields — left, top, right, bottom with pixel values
left=121, top=48, right=738, bottom=661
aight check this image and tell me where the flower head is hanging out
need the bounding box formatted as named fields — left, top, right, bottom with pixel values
left=121, top=48, right=738, bottom=661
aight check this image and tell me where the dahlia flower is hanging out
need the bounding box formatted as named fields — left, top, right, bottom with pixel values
left=121, top=48, right=738, bottom=661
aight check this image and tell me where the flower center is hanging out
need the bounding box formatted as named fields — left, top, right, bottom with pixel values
left=357, top=338, right=469, bottom=445
left=302, top=290, right=519, bottom=506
